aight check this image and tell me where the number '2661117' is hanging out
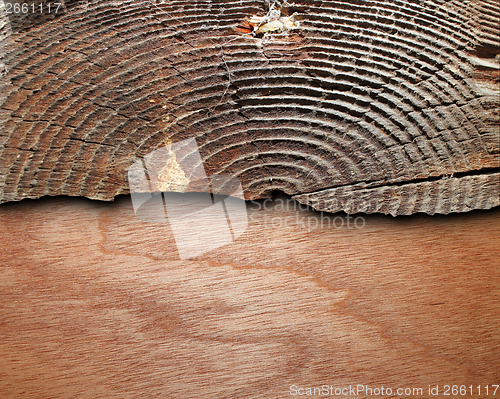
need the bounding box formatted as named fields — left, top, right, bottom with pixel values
left=442, top=385, right=499, bottom=396
left=5, top=3, right=63, bottom=14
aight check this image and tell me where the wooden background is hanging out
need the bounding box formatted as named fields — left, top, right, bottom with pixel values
left=0, top=196, right=499, bottom=398
left=1, top=1, right=499, bottom=397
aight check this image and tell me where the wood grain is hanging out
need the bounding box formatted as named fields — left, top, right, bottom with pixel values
left=0, top=196, right=499, bottom=398
left=1, top=0, right=499, bottom=214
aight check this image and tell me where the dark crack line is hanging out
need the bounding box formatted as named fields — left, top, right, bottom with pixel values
left=293, top=166, right=500, bottom=197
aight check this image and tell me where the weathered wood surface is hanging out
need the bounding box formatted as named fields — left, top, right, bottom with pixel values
left=0, top=0, right=499, bottom=215
left=0, top=196, right=499, bottom=397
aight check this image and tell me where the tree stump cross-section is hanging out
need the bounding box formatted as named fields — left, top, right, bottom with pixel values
left=0, top=0, right=498, bottom=215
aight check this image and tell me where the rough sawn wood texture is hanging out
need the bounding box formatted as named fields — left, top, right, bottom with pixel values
left=0, top=0, right=499, bottom=215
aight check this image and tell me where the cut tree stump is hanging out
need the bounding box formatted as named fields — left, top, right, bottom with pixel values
left=0, top=0, right=499, bottom=215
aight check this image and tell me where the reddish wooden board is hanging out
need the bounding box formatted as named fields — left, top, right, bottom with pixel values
left=0, top=196, right=499, bottom=398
